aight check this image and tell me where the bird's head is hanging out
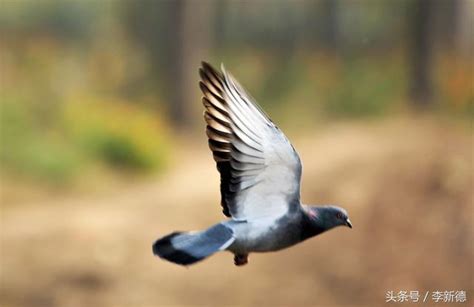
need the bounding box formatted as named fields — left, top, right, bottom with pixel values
left=305, top=205, right=352, bottom=230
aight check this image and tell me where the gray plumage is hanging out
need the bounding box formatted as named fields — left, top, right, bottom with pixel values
left=153, top=62, right=352, bottom=266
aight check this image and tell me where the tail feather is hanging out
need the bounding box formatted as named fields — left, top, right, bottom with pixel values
left=152, top=224, right=234, bottom=265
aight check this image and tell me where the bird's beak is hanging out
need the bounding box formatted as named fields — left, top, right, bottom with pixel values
left=345, top=218, right=352, bottom=229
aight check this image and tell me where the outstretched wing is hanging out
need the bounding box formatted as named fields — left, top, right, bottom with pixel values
left=199, top=62, right=302, bottom=221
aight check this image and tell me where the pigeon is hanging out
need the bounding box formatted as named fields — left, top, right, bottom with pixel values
left=153, top=62, right=352, bottom=266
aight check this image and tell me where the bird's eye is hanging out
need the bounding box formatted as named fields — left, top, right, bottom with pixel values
left=336, top=212, right=343, bottom=219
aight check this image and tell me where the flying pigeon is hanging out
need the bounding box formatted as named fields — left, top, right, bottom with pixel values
left=153, top=62, right=352, bottom=266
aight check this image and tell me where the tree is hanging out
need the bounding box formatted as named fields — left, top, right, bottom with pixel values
left=321, top=0, right=340, bottom=52
left=409, top=0, right=435, bottom=108
left=124, top=0, right=213, bottom=129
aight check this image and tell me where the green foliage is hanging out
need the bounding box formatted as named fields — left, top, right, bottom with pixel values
left=91, top=135, right=151, bottom=169
left=63, top=99, right=169, bottom=172
left=323, top=58, right=403, bottom=117
left=216, top=51, right=406, bottom=125
left=0, top=1, right=102, bottom=41
left=0, top=95, right=170, bottom=184
left=6, top=139, right=81, bottom=183
left=0, top=99, right=81, bottom=183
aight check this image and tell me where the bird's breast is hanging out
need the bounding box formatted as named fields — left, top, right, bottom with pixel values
left=225, top=213, right=304, bottom=254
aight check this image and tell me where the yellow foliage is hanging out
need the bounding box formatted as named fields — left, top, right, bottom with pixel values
left=63, top=96, right=170, bottom=171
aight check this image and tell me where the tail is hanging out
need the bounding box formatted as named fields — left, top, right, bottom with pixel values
left=152, top=223, right=235, bottom=266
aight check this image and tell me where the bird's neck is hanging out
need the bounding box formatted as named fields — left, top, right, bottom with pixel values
left=300, top=207, right=328, bottom=240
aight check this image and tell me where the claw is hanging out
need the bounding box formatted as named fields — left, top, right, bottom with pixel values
left=234, top=254, right=248, bottom=266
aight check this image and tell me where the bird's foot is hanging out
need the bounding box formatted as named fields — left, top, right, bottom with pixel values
left=234, top=254, right=248, bottom=266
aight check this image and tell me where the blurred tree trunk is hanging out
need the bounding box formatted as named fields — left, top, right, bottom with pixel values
left=124, top=0, right=212, bottom=130
left=434, top=0, right=460, bottom=49
left=321, top=0, right=340, bottom=52
left=166, top=0, right=212, bottom=129
left=409, top=0, right=435, bottom=109
left=454, top=0, right=473, bottom=57
left=213, top=0, right=227, bottom=48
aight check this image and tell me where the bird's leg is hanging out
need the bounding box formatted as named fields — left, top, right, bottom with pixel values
left=234, top=254, right=248, bottom=266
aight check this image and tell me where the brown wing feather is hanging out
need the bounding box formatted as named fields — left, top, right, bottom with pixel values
left=199, top=62, right=234, bottom=217
left=199, top=62, right=302, bottom=220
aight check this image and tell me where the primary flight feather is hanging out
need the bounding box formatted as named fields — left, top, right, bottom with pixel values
left=153, top=62, right=352, bottom=266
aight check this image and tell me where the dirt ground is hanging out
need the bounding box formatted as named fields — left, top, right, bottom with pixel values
left=1, top=117, right=472, bottom=307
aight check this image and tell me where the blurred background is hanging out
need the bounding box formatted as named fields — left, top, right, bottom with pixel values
left=0, top=0, right=472, bottom=306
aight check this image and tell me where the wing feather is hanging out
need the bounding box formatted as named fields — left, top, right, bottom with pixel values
left=200, top=62, right=302, bottom=220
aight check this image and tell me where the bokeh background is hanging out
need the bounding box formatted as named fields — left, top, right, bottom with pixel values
left=0, top=0, right=473, bottom=306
